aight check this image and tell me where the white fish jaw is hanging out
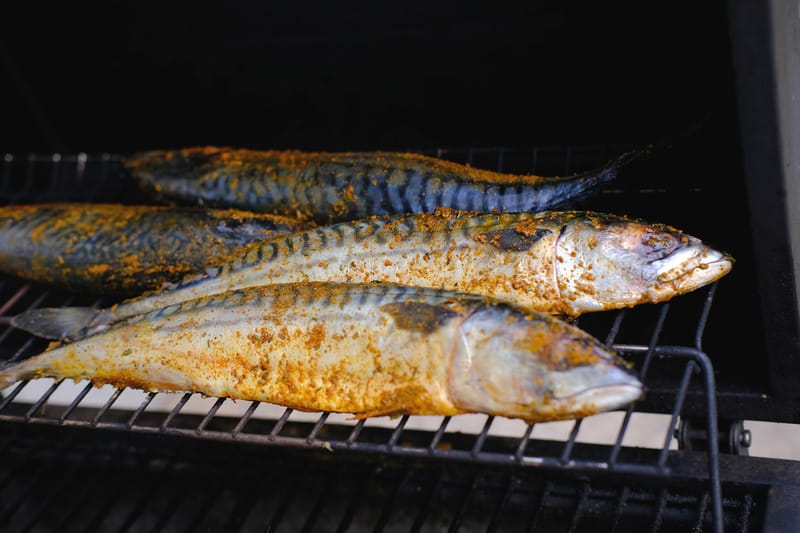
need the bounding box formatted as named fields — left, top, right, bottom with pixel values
left=548, top=364, right=643, bottom=415
left=650, top=246, right=734, bottom=299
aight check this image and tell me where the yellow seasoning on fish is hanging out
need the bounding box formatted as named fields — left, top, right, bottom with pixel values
left=0, top=203, right=307, bottom=294
left=0, top=282, right=643, bottom=422
left=124, top=146, right=644, bottom=224
left=11, top=209, right=733, bottom=340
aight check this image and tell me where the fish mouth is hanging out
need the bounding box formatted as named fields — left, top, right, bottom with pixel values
left=550, top=364, right=644, bottom=412
left=553, top=382, right=644, bottom=412
left=653, top=246, right=734, bottom=293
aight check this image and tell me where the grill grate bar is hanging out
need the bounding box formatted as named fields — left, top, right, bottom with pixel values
left=0, top=282, right=31, bottom=317
left=640, top=303, right=671, bottom=378
left=737, top=493, right=754, bottom=531
left=0, top=289, right=48, bottom=348
left=471, top=415, right=495, bottom=457
left=561, top=419, right=584, bottom=464
left=0, top=380, right=28, bottom=411
left=410, top=470, right=444, bottom=533
left=48, top=154, right=61, bottom=192
left=127, top=392, right=156, bottom=429
left=486, top=473, right=514, bottom=533
left=147, top=485, right=188, bottom=533
left=25, top=379, right=62, bottom=419
left=372, top=468, right=413, bottom=532
left=650, top=488, right=669, bottom=533
left=116, top=458, right=175, bottom=533
left=160, top=393, right=192, bottom=431
left=449, top=472, right=480, bottom=533
left=335, top=467, right=375, bottom=533
left=300, top=466, right=339, bottom=533
left=387, top=414, right=409, bottom=449
left=91, top=388, right=123, bottom=427
left=270, top=408, right=293, bottom=438
left=267, top=464, right=305, bottom=530
left=694, top=492, right=709, bottom=532
left=345, top=418, right=365, bottom=446
left=307, top=411, right=329, bottom=443
left=527, top=481, right=553, bottom=532
left=568, top=482, right=592, bottom=533
left=609, top=486, right=629, bottom=533
left=604, top=309, right=626, bottom=345
left=659, top=362, right=697, bottom=470
left=515, top=423, right=535, bottom=461
left=196, top=397, right=225, bottom=432
left=428, top=416, right=451, bottom=453
left=180, top=488, right=217, bottom=533
left=232, top=400, right=259, bottom=436
left=695, top=282, right=717, bottom=350
left=59, top=381, right=93, bottom=423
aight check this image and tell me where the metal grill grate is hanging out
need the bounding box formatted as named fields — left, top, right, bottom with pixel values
left=0, top=426, right=760, bottom=532
left=0, top=148, right=725, bottom=532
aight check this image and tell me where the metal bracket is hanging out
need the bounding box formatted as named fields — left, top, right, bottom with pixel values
left=676, top=417, right=751, bottom=456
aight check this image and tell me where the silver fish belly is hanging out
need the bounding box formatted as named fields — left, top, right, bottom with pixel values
left=0, top=282, right=643, bottom=422
left=10, top=209, right=734, bottom=340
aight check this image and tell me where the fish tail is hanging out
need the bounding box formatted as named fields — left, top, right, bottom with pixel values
left=0, top=356, right=48, bottom=389
left=11, top=307, right=110, bottom=341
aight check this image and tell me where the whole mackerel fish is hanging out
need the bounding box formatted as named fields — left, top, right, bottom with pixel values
left=123, top=146, right=642, bottom=225
left=0, top=203, right=306, bottom=295
left=11, top=209, right=733, bottom=341
left=0, top=282, right=643, bottom=422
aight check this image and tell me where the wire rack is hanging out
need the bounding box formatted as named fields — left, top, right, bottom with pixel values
left=0, top=148, right=725, bottom=532
left=0, top=425, right=760, bottom=533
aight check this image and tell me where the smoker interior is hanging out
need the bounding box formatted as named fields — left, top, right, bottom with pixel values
left=1, top=1, right=799, bottom=532
left=2, top=423, right=783, bottom=533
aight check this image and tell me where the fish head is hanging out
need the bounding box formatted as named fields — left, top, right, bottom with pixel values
left=555, top=213, right=734, bottom=314
left=447, top=304, right=643, bottom=421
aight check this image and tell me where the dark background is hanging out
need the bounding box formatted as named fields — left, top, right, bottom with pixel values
left=0, top=1, right=734, bottom=154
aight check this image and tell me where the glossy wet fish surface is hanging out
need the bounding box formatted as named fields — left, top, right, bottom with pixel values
left=10, top=209, right=734, bottom=341
left=0, top=282, right=643, bottom=422
left=123, top=146, right=638, bottom=224
left=0, top=203, right=306, bottom=294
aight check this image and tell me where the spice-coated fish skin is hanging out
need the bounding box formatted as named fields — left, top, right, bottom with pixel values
left=123, top=146, right=641, bottom=224
left=0, top=282, right=643, bottom=422
left=11, top=209, right=734, bottom=340
left=0, top=203, right=306, bottom=295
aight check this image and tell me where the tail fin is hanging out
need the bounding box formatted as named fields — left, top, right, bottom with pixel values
left=0, top=358, right=39, bottom=389
left=11, top=307, right=109, bottom=341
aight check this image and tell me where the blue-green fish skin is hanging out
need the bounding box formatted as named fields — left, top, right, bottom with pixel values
left=124, top=146, right=642, bottom=224
left=0, top=203, right=306, bottom=295
left=9, top=209, right=733, bottom=341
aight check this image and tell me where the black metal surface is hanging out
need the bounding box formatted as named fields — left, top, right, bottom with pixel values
left=0, top=424, right=768, bottom=532
left=727, top=0, right=800, bottom=403
left=0, top=147, right=736, bottom=532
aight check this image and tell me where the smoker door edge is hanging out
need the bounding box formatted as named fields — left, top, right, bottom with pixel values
left=728, top=0, right=800, bottom=405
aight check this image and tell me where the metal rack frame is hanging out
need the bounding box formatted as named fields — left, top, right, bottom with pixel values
left=0, top=149, right=725, bottom=532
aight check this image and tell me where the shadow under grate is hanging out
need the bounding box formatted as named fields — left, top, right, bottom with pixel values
left=0, top=147, right=733, bottom=532
left=0, top=426, right=763, bottom=533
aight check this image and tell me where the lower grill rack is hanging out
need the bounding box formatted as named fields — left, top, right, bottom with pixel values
left=0, top=425, right=758, bottom=532
left=0, top=148, right=733, bottom=531
left=0, top=278, right=726, bottom=532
